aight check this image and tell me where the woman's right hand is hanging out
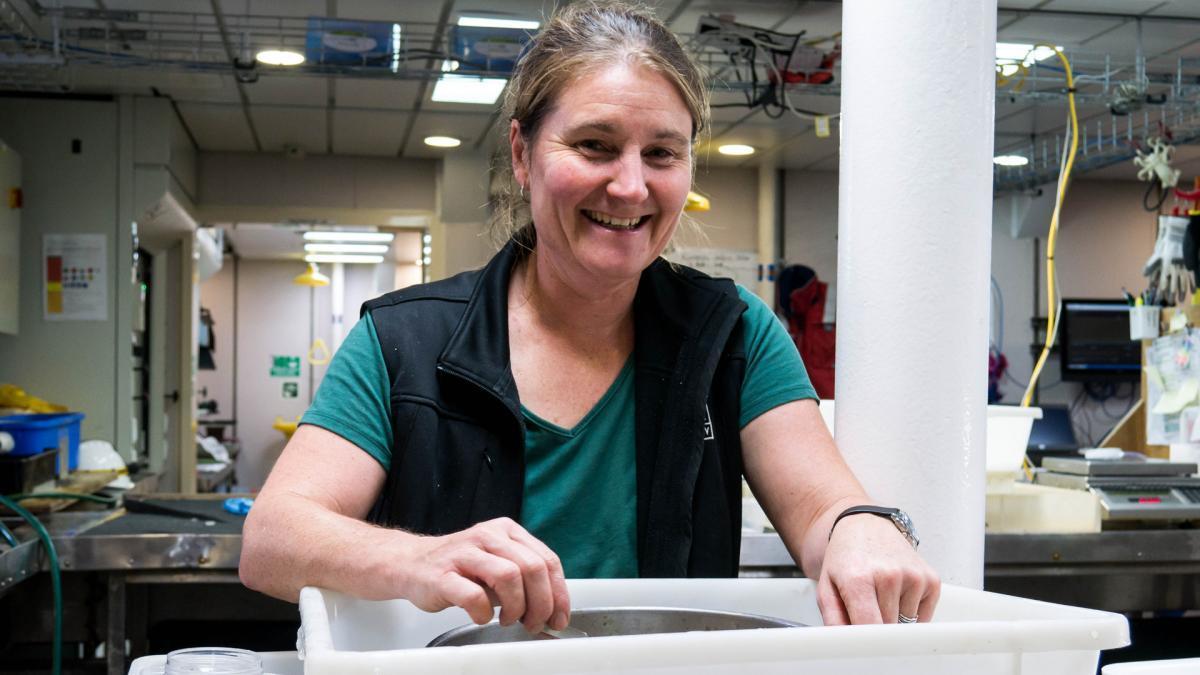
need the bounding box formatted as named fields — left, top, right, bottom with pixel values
left=397, top=517, right=570, bottom=633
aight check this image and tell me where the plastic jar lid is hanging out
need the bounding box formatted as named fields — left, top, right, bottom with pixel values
left=164, top=647, right=262, bottom=675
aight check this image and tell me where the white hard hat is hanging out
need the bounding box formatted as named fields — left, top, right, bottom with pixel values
left=77, top=440, right=134, bottom=489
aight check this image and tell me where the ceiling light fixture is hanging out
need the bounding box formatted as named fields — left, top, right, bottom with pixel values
left=431, top=74, right=508, bottom=105
left=718, top=144, right=755, bottom=156
left=304, top=243, right=390, bottom=254
left=303, top=231, right=395, bottom=243
left=256, top=49, right=305, bottom=66
left=995, top=42, right=1060, bottom=77
left=424, top=136, right=462, bottom=148
left=993, top=155, right=1029, bottom=167
left=457, top=16, right=540, bottom=30
left=305, top=254, right=385, bottom=264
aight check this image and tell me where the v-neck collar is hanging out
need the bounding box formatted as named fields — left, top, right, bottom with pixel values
left=521, top=356, right=634, bottom=437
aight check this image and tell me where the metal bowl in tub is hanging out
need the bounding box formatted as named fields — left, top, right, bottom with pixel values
left=426, top=607, right=804, bottom=647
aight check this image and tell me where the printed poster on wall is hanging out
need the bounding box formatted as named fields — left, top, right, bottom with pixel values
left=43, top=234, right=107, bottom=321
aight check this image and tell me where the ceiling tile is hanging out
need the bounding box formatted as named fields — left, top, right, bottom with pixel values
left=1151, top=1, right=1200, bottom=19
left=339, top=0, right=449, bottom=23
left=239, top=0, right=326, bottom=19
left=401, top=112, right=494, bottom=158
left=1045, top=0, right=1180, bottom=13
left=999, top=14, right=1128, bottom=46
left=332, top=109, right=410, bottom=155
left=249, top=105, right=328, bottom=153
left=997, top=1, right=1051, bottom=10
left=244, top=74, right=328, bottom=106
left=157, top=73, right=242, bottom=105
left=176, top=102, right=258, bottom=151
left=335, top=78, right=422, bottom=109
left=100, top=0, right=216, bottom=12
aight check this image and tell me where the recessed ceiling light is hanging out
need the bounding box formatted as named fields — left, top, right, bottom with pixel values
left=993, top=155, right=1029, bottom=167
left=303, top=231, right=394, bottom=243
left=305, top=254, right=385, bottom=264
left=424, top=135, right=462, bottom=148
left=458, top=16, right=540, bottom=30
left=256, top=49, right=304, bottom=66
left=304, top=243, right=391, bottom=254
left=431, top=75, right=508, bottom=105
left=718, top=144, right=755, bottom=156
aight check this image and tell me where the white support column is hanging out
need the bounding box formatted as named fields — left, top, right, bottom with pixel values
left=836, top=0, right=997, bottom=588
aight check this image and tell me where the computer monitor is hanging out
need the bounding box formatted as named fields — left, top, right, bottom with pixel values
left=1058, top=299, right=1140, bottom=382
left=1026, top=404, right=1080, bottom=467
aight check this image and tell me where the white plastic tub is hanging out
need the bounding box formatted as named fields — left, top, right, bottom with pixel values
left=298, top=578, right=1128, bottom=674
left=1103, top=658, right=1200, bottom=674
left=127, top=651, right=301, bottom=674
left=987, top=405, right=1043, bottom=480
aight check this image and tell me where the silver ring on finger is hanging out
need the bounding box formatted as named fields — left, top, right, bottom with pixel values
left=897, top=613, right=918, bottom=624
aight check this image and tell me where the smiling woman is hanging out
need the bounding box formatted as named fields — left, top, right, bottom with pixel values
left=240, top=0, right=940, bottom=636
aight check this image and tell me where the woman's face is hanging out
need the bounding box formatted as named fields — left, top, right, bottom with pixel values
left=511, top=62, right=693, bottom=288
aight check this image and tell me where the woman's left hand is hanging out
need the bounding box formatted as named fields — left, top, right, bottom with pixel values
left=816, top=513, right=940, bottom=625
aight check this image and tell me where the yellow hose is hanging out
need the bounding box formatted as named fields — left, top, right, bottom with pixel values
left=1022, top=44, right=1079, bottom=410
left=1015, top=46, right=1078, bottom=481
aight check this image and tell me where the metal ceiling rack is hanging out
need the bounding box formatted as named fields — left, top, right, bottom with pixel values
left=994, top=105, right=1200, bottom=195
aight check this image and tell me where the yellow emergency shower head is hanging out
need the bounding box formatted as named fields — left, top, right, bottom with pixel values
left=293, top=262, right=330, bottom=287
left=685, top=191, right=710, bottom=212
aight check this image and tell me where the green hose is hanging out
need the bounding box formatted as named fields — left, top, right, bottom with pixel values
left=0, top=494, right=61, bottom=675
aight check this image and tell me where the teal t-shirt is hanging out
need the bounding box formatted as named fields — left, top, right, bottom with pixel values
left=301, top=285, right=817, bottom=577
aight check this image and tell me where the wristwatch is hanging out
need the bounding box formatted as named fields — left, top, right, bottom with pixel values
left=829, top=505, right=920, bottom=549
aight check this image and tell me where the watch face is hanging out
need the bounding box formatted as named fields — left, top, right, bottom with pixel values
left=892, top=510, right=919, bottom=547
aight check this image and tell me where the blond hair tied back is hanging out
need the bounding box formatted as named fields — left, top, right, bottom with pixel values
left=488, top=1, right=711, bottom=249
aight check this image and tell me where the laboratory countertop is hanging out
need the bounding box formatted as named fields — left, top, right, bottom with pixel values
left=4, top=503, right=1200, bottom=605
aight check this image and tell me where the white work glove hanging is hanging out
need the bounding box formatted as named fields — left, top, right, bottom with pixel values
left=1134, top=137, right=1182, bottom=189
left=1144, top=215, right=1194, bottom=305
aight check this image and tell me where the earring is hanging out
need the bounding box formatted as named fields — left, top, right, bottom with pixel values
left=519, top=184, right=527, bottom=200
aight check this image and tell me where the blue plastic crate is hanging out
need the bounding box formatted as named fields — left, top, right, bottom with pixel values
left=0, top=412, right=85, bottom=474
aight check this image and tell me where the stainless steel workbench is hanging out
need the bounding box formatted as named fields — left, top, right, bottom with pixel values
left=4, top=510, right=1200, bottom=674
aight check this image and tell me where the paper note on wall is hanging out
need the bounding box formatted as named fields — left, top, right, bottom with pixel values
left=665, top=247, right=760, bottom=291
left=43, top=233, right=107, bottom=321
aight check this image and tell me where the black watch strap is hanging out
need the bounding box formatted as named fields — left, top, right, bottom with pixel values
left=829, top=505, right=919, bottom=549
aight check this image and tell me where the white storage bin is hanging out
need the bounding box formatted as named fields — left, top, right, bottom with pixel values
left=1103, top=658, right=1200, bottom=674
left=127, top=651, right=301, bottom=675
left=297, top=578, right=1128, bottom=675
left=987, top=405, right=1043, bottom=481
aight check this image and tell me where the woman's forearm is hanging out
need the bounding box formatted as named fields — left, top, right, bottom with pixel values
left=239, top=491, right=417, bottom=603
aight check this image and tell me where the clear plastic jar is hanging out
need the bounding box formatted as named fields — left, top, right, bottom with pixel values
left=163, top=647, right=263, bottom=675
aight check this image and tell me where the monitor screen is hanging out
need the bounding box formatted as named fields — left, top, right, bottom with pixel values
left=1026, top=404, right=1079, bottom=452
left=1058, top=299, right=1140, bottom=382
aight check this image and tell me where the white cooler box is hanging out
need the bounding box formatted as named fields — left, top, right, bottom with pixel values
left=298, top=578, right=1129, bottom=675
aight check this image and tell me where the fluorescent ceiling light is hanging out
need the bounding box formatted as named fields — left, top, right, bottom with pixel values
left=431, top=74, right=508, bottom=104
left=305, top=254, right=385, bottom=264
left=993, top=155, right=1029, bottom=167
left=256, top=49, right=304, bottom=66
left=995, top=43, right=1060, bottom=77
left=424, top=135, right=462, bottom=148
left=304, top=243, right=390, bottom=254
left=718, top=144, right=755, bottom=156
left=391, top=23, right=402, bottom=73
left=458, top=16, right=540, bottom=30
left=303, top=231, right=394, bottom=243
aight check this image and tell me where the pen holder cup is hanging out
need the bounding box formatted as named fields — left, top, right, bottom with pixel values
left=1129, top=306, right=1160, bottom=340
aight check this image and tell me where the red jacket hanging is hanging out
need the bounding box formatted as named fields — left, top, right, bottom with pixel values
left=778, top=265, right=835, bottom=399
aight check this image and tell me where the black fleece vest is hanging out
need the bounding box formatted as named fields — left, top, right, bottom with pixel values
left=362, top=241, right=748, bottom=577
